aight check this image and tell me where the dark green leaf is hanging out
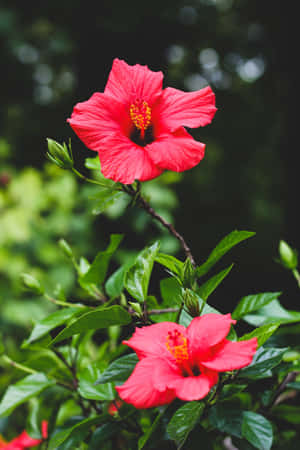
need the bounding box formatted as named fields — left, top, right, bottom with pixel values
left=155, top=253, right=183, bottom=278
left=220, top=384, right=247, bottom=401
left=78, top=363, right=115, bottom=401
left=138, top=409, right=165, bottom=449
left=24, top=307, right=86, bottom=346
left=167, top=401, right=205, bottom=449
left=95, top=353, right=138, bottom=385
left=48, top=416, right=106, bottom=450
left=272, top=405, right=300, bottom=424
left=208, top=404, right=243, bottom=438
left=239, top=324, right=279, bottom=348
left=239, top=347, right=288, bottom=379
left=80, top=234, right=123, bottom=286
left=105, top=256, right=136, bottom=299
left=242, top=411, right=273, bottom=450
left=243, top=299, right=300, bottom=327
left=0, top=373, right=54, bottom=417
left=196, top=230, right=255, bottom=277
left=197, top=264, right=233, bottom=301
left=89, top=423, right=119, bottom=449
left=49, top=305, right=131, bottom=345
left=125, top=241, right=160, bottom=302
left=287, top=382, right=300, bottom=390
left=232, top=292, right=281, bottom=320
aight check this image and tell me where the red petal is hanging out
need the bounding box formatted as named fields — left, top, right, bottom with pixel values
left=201, top=338, right=258, bottom=371
left=98, top=132, right=163, bottom=184
left=147, top=128, right=205, bottom=172
left=124, top=322, right=187, bottom=360
left=153, top=85, right=217, bottom=132
left=9, top=431, right=42, bottom=447
left=67, top=92, right=130, bottom=152
left=116, top=357, right=176, bottom=409
left=187, top=314, right=236, bottom=361
left=104, top=58, right=163, bottom=106
left=169, top=369, right=218, bottom=401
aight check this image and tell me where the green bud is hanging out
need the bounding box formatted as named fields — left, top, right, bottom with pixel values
left=46, top=138, right=73, bottom=169
left=58, top=239, right=74, bottom=258
left=183, top=289, right=200, bottom=317
left=279, top=240, right=298, bottom=270
left=282, top=350, right=300, bottom=362
left=20, top=273, right=44, bottom=295
left=128, top=302, right=143, bottom=316
left=182, top=258, right=195, bottom=287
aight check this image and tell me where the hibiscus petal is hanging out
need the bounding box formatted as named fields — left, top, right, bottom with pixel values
left=201, top=338, right=258, bottom=371
left=170, top=370, right=218, bottom=401
left=124, top=322, right=187, bottom=360
left=10, top=431, right=42, bottom=447
left=104, top=58, right=163, bottom=106
left=67, top=92, right=131, bottom=151
left=98, top=132, right=163, bottom=184
left=116, top=357, right=176, bottom=409
left=146, top=128, right=205, bottom=172
left=187, top=314, right=236, bottom=360
left=153, top=85, right=217, bottom=132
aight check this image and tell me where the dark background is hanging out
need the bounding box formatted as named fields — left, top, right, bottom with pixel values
left=1, top=0, right=299, bottom=312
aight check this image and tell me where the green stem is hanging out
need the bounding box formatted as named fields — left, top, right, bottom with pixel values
left=72, top=168, right=121, bottom=188
left=292, top=268, right=300, bottom=288
left=44, top=293, right=84, bottom=308
left=2, top=355, right=37, bottom=375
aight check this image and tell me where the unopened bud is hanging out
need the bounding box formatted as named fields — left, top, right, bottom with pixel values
left=184, top=289, right=200, bottom=317
left=128, top=302, right=143, bottom=316
left=58, top=239, right=74, bottom=258
left=279, top=240, right=298, bottom=270
left=46, top=138, right=73, bottom=170
left=21, top=273, right=44, bottom=295
left=182, top=258, right=195, bottom=287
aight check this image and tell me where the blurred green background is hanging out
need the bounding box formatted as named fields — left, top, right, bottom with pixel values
left=1, top=0, right=299, bottom=334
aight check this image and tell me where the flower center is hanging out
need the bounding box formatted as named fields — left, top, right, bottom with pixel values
left=130, top=100, right=152, bottom=140
left=166, top=330, right=189, bottom=364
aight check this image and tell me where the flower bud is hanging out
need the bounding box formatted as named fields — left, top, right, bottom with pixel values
left=279, top=240, right=298, bottom=270
left=184, top=289, right=200, bottom=317
left=128, top=302, right=143, bottom=316
left=46, top=138, right=73, bottom=170
left=182, top=258, right=195, bottom=287
left=20, top=273, right=44, bottom=295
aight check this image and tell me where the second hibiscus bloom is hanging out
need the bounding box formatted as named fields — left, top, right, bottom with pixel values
left=115, top=313, right=257, bottom=409
left=68, top=58, right=217, bottom=184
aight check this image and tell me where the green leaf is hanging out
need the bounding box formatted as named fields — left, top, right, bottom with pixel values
left=242, top=411, right=273, bottom=450
left=48, top=416, right=106, bottom=450
left=232, top=292, right=281, bottom=320
left=155, top=253, right=184, bottom=278
left=24, top=307, right=86, bottom=346
left=272, top=405, right=300, bottom=424
left=92, top=190, right=128, bottom=215
left=239, top=324, right=279, bottom=348
left=139, top=409, right=165, bottom=449
left=208, top=404, right=243, bottom=438
left=243, top=299, right=300, bottom=327
left=125, top=241, right=160, bottom=302
left=95, top=353, right=138, bottom=385
left=0, top=373, right=54, bottom=417
left=89, top=423, right=119, bottom=449
left=196, top=230, right=255, bottom=277
left=197, top=264, right=233, bottom=301
left=167, top=401, right=205, bottom=449
left=78, top=363, right=115, bottom=401
left=219, top=384, right=247, bottom=401
left=150, top=277, right=183, bottom=323
left=105, top=256, right=136, bottom=299
left=239, top=346, right=288, bottom=379
left=80, top=234, right=123, bottom=286
left=85, top=156, right=101, bottom=171
left=49, top=305, right=131, bottom=345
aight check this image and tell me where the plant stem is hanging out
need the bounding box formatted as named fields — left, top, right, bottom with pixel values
left=292, top=268, right=300, bottom=288
left=148, top=308, right=179, bottom=315
left=124, top=184, right=196, bottom=266
left=267, top=370, right=300, bottom=410
left=44, top=293, right=84, bottom=309
left=2, top=355, right=37, bottom=375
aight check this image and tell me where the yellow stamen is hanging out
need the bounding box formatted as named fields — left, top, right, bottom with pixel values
left=130, top=100, right=151, bottom=139
left=166, top=330, right=189, bottom=364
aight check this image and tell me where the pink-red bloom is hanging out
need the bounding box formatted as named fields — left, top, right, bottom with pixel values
left=0, top=421, right=47, bottom=450
left=68, top=58, right=217, bottom=184
left=116, top=314, right=257, bottom=409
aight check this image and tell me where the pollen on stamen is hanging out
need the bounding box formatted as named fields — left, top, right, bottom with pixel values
left=130, top=100, right=151, bottom=139
left=166, top=330, right=189, bottom=364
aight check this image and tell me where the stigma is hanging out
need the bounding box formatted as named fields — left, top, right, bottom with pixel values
left=166, top=330, right=189, bottom=364
left=130, top=100, right=152, bottom=139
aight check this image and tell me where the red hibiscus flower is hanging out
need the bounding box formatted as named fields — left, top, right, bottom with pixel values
left=0, top=421, right=47, bottom=450
left=115, top=314, right=257, bottom=409
left=67, top=58, right=217, bottom=184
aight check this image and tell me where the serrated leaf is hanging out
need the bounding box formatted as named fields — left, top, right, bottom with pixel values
left=49, top=305, right=131, bottom=345
left=0, top=373, right=54, bottom=417
left=208, top=404, right=243, bottom=438
left=243, top=299, right=300, bottom=327
left=196, top=230, right=255, bottom=277
left=197, top=264, right=233, bottom=301
left=95, top=353, right=138, bottom=385
left=125, top=241, right=160, bottom=302
left=239, top=346, right=288, bottom=379
left=24, top=307, right=86, bottom=346
left=242, top=411, right=273, bottom=450
left=80, top=234, right=123, bottom=286
left=232, top=292, right=281, bottom=320
left=167, top=401, right=205, bottom=449
left=78, top=363, right=115, bottom=401
left=48, top=416, right=106, bottom=450
left=239, top=323, right=279, bottom=348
